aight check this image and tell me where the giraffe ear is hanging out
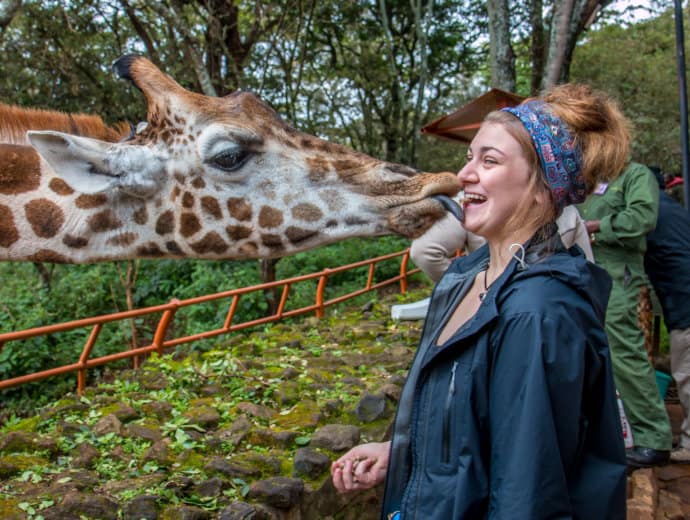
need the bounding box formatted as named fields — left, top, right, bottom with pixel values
left=27, top=131, right=119, bottom=194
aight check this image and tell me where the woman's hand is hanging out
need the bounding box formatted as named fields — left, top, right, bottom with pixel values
left=331, top=441, right=390, bottom=493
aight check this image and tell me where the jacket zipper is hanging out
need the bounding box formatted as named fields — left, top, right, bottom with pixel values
left=442, top=361, right=458, bottom=464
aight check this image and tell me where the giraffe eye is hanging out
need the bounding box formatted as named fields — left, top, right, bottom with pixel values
left=210, top=149, right=252, bottom=172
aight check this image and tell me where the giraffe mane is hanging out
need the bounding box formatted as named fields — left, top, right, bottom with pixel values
left=0, top=102, right=130, bottom=144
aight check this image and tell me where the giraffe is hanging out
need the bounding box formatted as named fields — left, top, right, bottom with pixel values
left=0, top=55, right=460, bottom=264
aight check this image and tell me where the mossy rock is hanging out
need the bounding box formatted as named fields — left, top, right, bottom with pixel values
left=271, top=401, right=322, bottom=430
left=0, top=498, right=24, bottom=519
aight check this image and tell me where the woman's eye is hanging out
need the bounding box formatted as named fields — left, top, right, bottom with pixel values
left=211, top=149, right=252, bottom=172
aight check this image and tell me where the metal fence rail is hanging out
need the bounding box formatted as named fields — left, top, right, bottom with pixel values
left=0, top=249, right=420, bottom=394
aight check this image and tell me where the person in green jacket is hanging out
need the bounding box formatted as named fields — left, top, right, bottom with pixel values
left=578, top=161, right=672, bottom=467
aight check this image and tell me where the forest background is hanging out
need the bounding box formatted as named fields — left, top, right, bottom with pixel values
left=0, top=0, right=683, bottom=409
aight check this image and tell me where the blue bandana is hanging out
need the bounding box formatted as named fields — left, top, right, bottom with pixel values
left=502, top=101, right=584, bottom=212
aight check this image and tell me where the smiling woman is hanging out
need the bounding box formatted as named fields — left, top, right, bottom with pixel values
left=332, top=84, right=631, bottom=520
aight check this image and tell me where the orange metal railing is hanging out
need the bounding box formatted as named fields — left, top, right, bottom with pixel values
left=0, top=249, right=421, bottom=395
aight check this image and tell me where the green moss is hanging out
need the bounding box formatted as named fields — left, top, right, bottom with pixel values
left=0, top=498, right=23, bottom=519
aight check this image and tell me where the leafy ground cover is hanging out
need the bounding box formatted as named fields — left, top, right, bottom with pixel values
left=0, top=284, right=432, bottom=519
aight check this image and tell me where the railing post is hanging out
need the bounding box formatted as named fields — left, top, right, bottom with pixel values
left=399, top=250, right=410, bottom=294
left=315, top=269, right=330, bottom=318
left=152, top=299, right=181, bottom=354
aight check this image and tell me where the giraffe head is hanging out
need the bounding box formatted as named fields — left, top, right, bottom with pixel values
left=25, top=55, right=459, bottom=261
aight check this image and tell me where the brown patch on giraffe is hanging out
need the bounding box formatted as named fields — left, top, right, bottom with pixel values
left=258, top=180, right=276, bottom=199
left=227, top=198, right=252, bottom=221
left=133, top=206, right=148, bottom=225
left=291, top=203, right=323, bottom=222
left=239, top=241, right=258, bottom=257
left=332, top=159, right=366, bottom=178
left=107, top=232, right=137, bottom=247
left=156, top=210, right=175, bottom=235
left=0, top=205, right=18, bottom=247
left=258, top=206, right=283, bottom=229
left=49, top=178, right=75, bottom=196
left=174, top=173, right=186, bottom=185
left=170, top=185, right=181, bottom=201
left=180, top=213, right=202, bottom=237
left=190, top=232, right=228, bottom=255
left=63, top=234, right=89, bottom=248
left=75, top=193, right=108, bottom=209
left=182, top=192, right=195, bottom=208
left=88, top=209, right=122, bottom=233
left=166, top=241, right=184, bottom=255
left=0, top=145, right=41, bottom=194
left=191, top=177, right=206, bottom=189
left=286, top=227, right=320, bottom=245
left=261, top=233, right=283, bottom=248
left=325, top=219, right=338, bottom=227
left=137, top=242, right=164, bottom=257
left=226, top=225, right=252, bottom=241
left=25, top=199, right=64, bottom=238
left=201, top=197, right=222, bottom=220
left=29, top=250, right=68, bottom=263
left=319, top=189, right=345, bottom=211
left=306, top=157, right=330, bottom=182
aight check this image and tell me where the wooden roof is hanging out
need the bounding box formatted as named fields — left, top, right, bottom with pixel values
left=421, top=88, right=525, bottom=143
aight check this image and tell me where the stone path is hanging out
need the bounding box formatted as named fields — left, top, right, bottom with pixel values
left=627, top=402, right=690, bottom=519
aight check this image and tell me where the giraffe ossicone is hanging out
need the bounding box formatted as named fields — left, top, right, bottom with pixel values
left=2, top=54, right=460, bottom=263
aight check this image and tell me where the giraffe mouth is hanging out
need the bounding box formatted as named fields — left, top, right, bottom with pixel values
left=386, top=197, right=454, bottom=238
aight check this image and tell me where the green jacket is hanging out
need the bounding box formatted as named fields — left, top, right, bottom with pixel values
left=577, top=162, right=659, bottom=276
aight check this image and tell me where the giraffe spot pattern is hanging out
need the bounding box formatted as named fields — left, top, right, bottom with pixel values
left=0, top=204, right=18, bottom=247
left=133, top=206, right=148, bottom=225
left=260, top=233, right=283, bottom=248
left=29, top=249, right=68, bottom=263
left=155, top=210, right=175, bottom=235
left=306, top=157, right=329, bottom=182
left=190, top=232, right=228, bottom=255
left=227, top=198, right=252, bottom=221
left=63, top=234, right=89, bottom=248
left=107, top=232, right=137, bottom=247
left=170, top=185, right=181, bottom=201
left=286, top=226, right=319, bottom=245
left=259, top=206, right=283, bottom=229
left=88, top=209, right=122, bottom=233
left=291, top=203, right=323, bottom=222
left=201, top=197, right=222, bottom=220
left=180, top=213, right=201, bottom=237
left=137, top=242, right=164, bottom=257
left=0, top=145, right=41, bottom=194
left=239, top=241, right=258, bottom=257
left=166, top=241, right=184, bottom=255
left=226, top=225, right=252, bottom=241
left=25, top=199, right=65, bottom=238
left=75, top=193, right=108, bottom=209
left=48, top=178, right=75, bottom=196
left=191, top=177, right=206, bottom=189
left=182, top=192, right=195, bottom=208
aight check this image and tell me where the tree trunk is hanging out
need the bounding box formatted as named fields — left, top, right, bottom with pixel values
left=529, top=0, right=546, bottom=95
left=259, top=258, right=280, bottom=316
left=543, top=0, right=575, bottom=90
left=486, top=0, right=516, bottom=92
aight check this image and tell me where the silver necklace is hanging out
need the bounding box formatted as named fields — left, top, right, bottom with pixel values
left=478, top=267, right=490, bottom=301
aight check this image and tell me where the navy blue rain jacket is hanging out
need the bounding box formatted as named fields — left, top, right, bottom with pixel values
left=382, top=231, right=627, bottom=519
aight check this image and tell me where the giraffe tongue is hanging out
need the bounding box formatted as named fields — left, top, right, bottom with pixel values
left=432, top=195, right=464, bottom=223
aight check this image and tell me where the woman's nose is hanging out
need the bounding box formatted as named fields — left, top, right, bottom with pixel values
left=457, top=161, right=477, bottom=184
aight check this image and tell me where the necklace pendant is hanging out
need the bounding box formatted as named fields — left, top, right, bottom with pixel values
left=479, top=291, right=486, bottom=301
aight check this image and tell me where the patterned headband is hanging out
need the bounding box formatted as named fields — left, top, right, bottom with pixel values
left=502, top=100, right=584, bottom=212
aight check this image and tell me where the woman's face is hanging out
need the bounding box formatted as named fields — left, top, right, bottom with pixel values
left=457, top=122, right=538, bottom=242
